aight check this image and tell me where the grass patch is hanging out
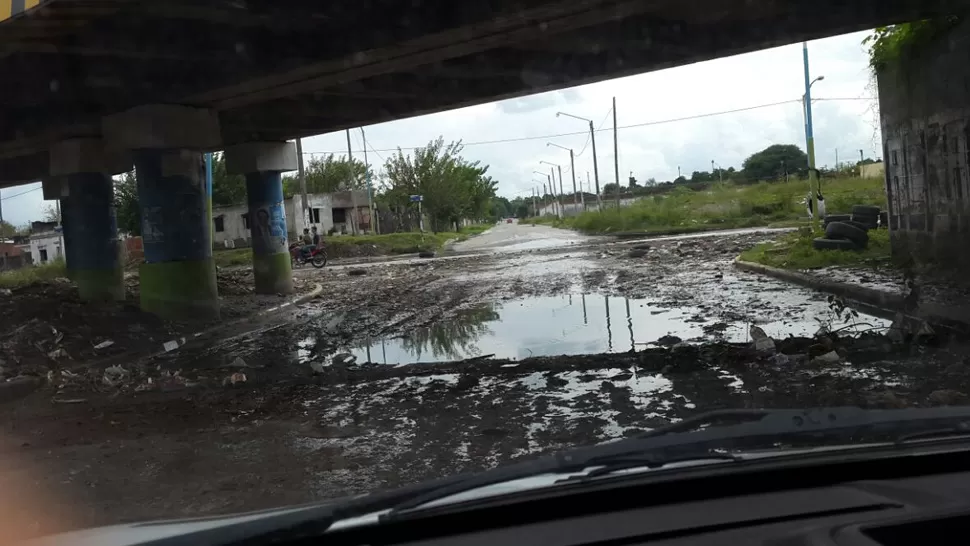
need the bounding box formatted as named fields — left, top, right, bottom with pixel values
left=739, top=228, right=892, bottom=270
left=542, top=177, right=885, bottom=235
left=212, top=224, right=493, bottom=266
left=0, top=259, right=68, bottom=289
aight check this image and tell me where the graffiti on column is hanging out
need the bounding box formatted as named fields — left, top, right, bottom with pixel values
left=142, top=206, right=164, bottom=244
left=251, top=201, right=287, bottom=254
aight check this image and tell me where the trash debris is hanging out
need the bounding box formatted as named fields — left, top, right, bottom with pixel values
left=331, top=353, right=357, bottom=367
left=928, top=389, right=968, bottom=406
left=223, top=372, right=247, bottom=386
left=93, top=340, right=115, bottom=350
left=47, top=348, right=69, bottom=359
left=753, top=337, right=776, bottom=354
left=102, top=365, right=130, bottom=387
left=162, top=338, right=186, bottom=352
left=0, top=288, right=11, bottom=296
left=227, top=357, right=249, bottom=368
left=309, top=361, right=326, bottom=374
left=749, top=324, right=768, bottom=340
left=812, top=350, right=842, bottom=364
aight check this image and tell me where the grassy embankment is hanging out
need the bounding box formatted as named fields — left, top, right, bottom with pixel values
left=739, top=228, right=892, bottom=270
left=0, top=259, right=67, bottom=289
left=213, top=224, right=493, bottom=267
left=527, top=177, right=886, bottom=236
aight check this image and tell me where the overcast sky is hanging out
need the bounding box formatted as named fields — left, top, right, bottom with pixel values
left=0, top=30, right=879, bottom=226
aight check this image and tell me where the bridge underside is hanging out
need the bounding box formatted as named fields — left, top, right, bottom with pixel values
left=0, top=0, right=962, bottom=184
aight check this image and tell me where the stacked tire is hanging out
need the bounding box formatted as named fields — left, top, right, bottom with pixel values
left=814, top=204, right=881, bottom=251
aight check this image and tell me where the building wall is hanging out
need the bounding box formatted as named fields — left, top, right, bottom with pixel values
left=30, top=231, right=63, bottom=264
left=878, top=19, right=970, bottom=270
left=860, top=162, right=885, bottom=179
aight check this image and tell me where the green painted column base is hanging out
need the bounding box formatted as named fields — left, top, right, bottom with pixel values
left=140, top=258, right=219, bottom=321
left=74, top=268, right=125, bottom=302
left=253, top=251, right=294, bottom=294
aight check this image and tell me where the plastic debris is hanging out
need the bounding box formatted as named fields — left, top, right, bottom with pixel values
left=223, top=372, right=247, bottom=386
left=162, top=338, right=186, bottom=352
left=93, top=340, right=115, bottom=350
left=0, top=288, right=11, bottom=296
left=309, top=361, right=326, bottom=374
left=47, top=348, right=68, bottom=359
left=753, top=337, right=776, bottom=354
left=812, top=350, right=842, bottom=364
left=102, top=365, right=130, bottom=387
left=749, top=324, right=768, bottom=340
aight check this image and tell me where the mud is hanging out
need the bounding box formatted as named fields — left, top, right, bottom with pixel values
left=1, top=224, right=967, bottom=535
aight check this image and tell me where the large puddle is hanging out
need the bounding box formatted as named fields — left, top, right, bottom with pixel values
left=329, top=294, right=886, bottom=365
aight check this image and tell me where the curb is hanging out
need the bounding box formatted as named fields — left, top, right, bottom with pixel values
left=733, top=259, right=970, bottom=332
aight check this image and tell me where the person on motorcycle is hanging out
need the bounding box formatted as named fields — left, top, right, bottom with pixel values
left=311, top=225, right=320, bottom=247
left=299, top=228, right=314, bottom=261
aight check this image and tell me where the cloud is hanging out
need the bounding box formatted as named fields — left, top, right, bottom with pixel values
left=1, top=30, right=880, bottom=225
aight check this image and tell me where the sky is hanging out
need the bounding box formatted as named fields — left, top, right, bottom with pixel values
left=0, top=30, right=880, bottom=226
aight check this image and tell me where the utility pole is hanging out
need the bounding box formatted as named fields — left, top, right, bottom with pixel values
left=556, top=164, right=564, bottom=215
left=549, top=168, right=560, bottom=218
left=345, top=129, right=359, bottom=235
left=569, top=149, right=577, bottom=207
left=590, top=119, right=601, bottom=207
left=532, top=187, right=537, bottom=216
left=360, top=127, right=378, bottom=234
left=613, top=97, right=620, bottom=208
left=677, top=166, right=681, bottom=179
left=835, top=148, right=839, bottom=174
left=802, top=42, right=820, bottom=228
left=586, top=172, right=591, bottom=210
left=295, top=138, right=309, bottom=230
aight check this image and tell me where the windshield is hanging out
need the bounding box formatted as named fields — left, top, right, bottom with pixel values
left=0, top=1, right=965, bottom=540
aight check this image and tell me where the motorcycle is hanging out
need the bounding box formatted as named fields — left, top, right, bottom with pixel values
left=290, top=242, right=328, bottom=268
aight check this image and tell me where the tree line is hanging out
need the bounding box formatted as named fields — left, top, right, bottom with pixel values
left=110, top=136, right=502, bottom=236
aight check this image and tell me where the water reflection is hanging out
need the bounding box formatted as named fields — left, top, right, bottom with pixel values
left=398, top=305, right=500, bottom=361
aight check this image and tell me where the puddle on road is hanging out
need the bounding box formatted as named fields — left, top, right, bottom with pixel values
left=340, top=294, right=884, bottom=365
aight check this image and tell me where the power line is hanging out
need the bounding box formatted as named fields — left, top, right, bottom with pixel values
left=300, top=96, right=864, bottom=155
left=1, top=184, right=42, bottom=201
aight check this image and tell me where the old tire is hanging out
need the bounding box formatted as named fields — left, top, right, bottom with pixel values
left=843, top=220, right=871, bottom=232
left=851, top=214, right=879, bottom=230
left=852, top=205, right=881, bottom=217
left=418, top=251, right=435, bottom=258
left=813, top=237, right=859, bottom=251
left=879, top=211, right=889, bottom=228
left=825, top=221, right=869, bottom=246
left=823, top=214, right=851, bottom=225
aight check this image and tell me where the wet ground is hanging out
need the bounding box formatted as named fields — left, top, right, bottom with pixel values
left=2, top=221, right=968, bottom=537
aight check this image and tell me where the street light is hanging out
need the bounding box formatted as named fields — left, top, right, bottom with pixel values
left=548, top=142, right=581, bottom=209
left=556, top=111, right=601, bottom=205
left=711, top=160, right=723, bottom=184
left=539, top=160, right=564, bottom=218
left=533, top=170, right=551, bottom=202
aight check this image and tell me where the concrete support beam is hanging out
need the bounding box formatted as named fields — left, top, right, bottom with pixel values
left=223, top=141, right=298, bottom=174
left=48, top=137, right=127, bottom=301
left=134, top=149, right=219, bottom=320
left=49, top=138, right=132, bottom=177
left=224, top=142, right=296, bottom=294
left=101, top=104, right=221, bottom=151
left=60, top=174, right=125, bottom=301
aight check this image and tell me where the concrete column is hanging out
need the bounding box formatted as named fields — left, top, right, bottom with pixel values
left=102, top=105, right=222, bottom=320
left=48, top=139, right=130, bottom=301
left=133, top=149, right=218, bottom=319
left=225, top=142, right=298, bottom=294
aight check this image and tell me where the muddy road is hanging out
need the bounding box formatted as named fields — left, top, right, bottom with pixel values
left=3, top=222, right=967, bottom=535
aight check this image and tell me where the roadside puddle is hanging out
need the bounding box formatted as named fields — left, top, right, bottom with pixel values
left=339, top=294, right=887, bottom=365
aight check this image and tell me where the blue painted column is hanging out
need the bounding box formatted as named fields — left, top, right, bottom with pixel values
left=246, top=171, right=294, bottom=294
left=60, top=174, right=124, bottom=301
left=134, top=149, right=219, bottom=320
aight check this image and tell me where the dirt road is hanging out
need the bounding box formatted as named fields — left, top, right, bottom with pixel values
left=3, top=223, right=965, bottom=535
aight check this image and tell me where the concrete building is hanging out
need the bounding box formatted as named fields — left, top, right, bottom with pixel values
left=859, top=162, right=885, bottom=179
left=877, top=18, right=970, bottom=270
left=211, top=190, right=372, bottom=248
left=28, top=221, right=64, bottom=265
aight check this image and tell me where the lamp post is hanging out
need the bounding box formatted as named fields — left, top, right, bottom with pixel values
left=548, top=143, right=579, bottom=210
left=540, top=160, right=564, bottom=218
left=533, top=170, right=552, bottom=216
left=711, top=160, right=723, bottom=184
left=556, top=111, right=601, bottom=206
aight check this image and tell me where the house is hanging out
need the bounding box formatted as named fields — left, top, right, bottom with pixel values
left=211, top=190, right=372, bottom=248
left=860, top=162, right=885, bottom=179
left=28, top=221, right=64, bottom=264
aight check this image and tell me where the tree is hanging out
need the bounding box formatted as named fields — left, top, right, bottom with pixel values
left=282, top=154, right=370, bottom=198
left=382, top=137, right=497, bottom=232
left=114, top=171, right=141, bottom=236
left=41, top=204, right=60, bottom=223
left=0, top=220, right=16, bottom=239
left=602, top=182, right=620, bottom=195
left=742, top=144, right=808, bottom=181
left=211, top=153, right=247, bottom=206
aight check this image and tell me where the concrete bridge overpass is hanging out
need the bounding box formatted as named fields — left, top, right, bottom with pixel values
left=0, top=0, right=962, bottom=319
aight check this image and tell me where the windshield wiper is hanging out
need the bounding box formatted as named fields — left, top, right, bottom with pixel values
left=375, top=406, right=970, bottom=520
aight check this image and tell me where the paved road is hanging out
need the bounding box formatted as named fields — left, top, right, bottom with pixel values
left=451, top=221, right=592, bottom=253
